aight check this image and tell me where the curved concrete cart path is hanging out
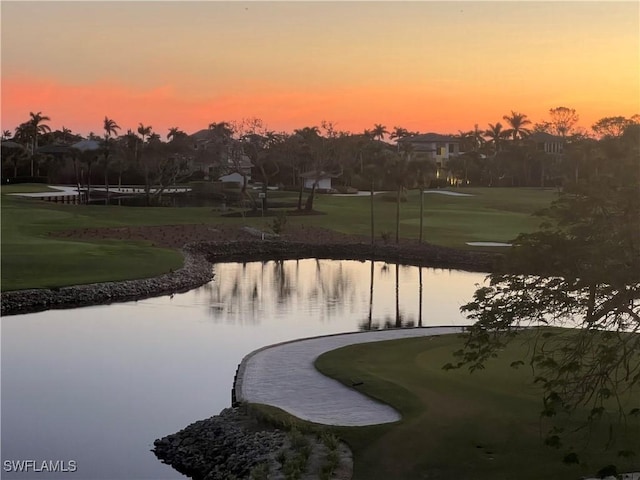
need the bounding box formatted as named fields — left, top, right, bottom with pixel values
left=236, top=327, right=463, bottom=426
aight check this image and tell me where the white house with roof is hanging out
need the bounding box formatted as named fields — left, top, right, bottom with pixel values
left=299, top=170, right=340, bottom=190
left=189, top=129, right=253, bottom=184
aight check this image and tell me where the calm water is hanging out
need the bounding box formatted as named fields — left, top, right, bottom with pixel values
left=1, top=259, right=487, bottom=479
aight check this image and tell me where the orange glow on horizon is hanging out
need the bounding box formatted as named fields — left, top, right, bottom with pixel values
left=2, top=75, right=637, bottom=138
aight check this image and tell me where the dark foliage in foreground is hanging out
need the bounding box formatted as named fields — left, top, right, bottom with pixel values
left=449, top=127, right=640, bottom=466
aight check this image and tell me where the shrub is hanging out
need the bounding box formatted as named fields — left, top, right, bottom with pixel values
left=288, top=428, right=309, bottom=450
left=349, top=174, right=370, bottom=191
left=319, top=463, right=334, bottom=480
left=249, top=462, right=270, bottom=480
left=283, top=453, right=307, bottom=480
left=321, top=432, right=339, bottom=451
left=276, top=449, right=288, bottom=466
left=326, top=449, right=340, bottom=469
left=270, top=210, right=288, bottom=235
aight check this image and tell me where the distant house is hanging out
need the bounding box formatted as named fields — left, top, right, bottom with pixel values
left=189, top=129, right=253, bottom=184
left=218, top=155, right=253, bottom=185
left=398, top=133, right=461, bottom=180
left=299, top=171, right=340, bottom=190
left=528, top=132, right=564, bottom=155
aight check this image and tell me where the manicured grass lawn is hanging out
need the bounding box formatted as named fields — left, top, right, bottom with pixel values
left=1, top=184, right=59, bottom=194
left=315, top=330, right=640, bottom=480
left=1, top=185, right=557, bottom=290
left=1, top=194, right=186, bottom=290
left=309, top=187, right=557, bottom=248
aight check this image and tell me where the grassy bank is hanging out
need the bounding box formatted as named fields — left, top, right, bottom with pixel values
left=314, top=330, right=640, bottom=480
left=1, top=192, right=186, bottom=290
left=1, top=185, right=557, bottom=290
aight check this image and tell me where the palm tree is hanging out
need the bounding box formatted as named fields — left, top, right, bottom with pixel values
left=102, top=116, right=121, bottom=201
left=136, top=123, right=153, bottom=200
left=367, top=259, right=375, bottom=329
left=28, top=111, right=51, bottom=175
left=390, top=126, right=410, bottom=152
left=395, top=262, right=401, bottom=327
left=167, top=127, right=186, bottom=141
left=115, top=130, right=139, bottom=189
left=208, top=121, right=235, bottom=143
left=363, top=162, right=381, bottom=245
left=2, top=130, right=12, bottom=140
left=483, top=123, right=510, bottom=187
left=469, top=124, right=485, bottom=153
left=457, top=129, right=473, bottom=153
left=484, top=122, right=509, bottom=156
left=137, top=123, right=152, bottom=144
left=409, top=156, right=435, bottom=243
left=371, top=124, right=388, bottom=142
left=386, top=150, right=413, bottom=244
left=502, top=111, right=532, bottom=142
left=418, top=267, right=423, bottom=327
left=62, top=126, right=72, bottom=141
left=456, top=125, right=484, bottom=185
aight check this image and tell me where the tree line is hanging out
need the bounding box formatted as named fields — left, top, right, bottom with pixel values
left=2, top=108, right=638, bottom=206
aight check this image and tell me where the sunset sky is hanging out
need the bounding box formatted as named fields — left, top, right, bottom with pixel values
left=2, top=1, right=639, bottom=138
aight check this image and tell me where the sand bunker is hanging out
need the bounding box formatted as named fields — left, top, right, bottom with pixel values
left=423, top=190, right=474, bottom=197
left=466, top=242, right=512, bottom=247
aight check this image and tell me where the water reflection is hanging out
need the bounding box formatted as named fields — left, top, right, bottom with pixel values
left=1, top=259, right=486, bottom=480
left=205, top=259, right=482, bottom=331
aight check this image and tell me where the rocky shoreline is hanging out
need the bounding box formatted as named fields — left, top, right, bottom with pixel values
left=1, top=229, right=501, bottom=317
left=153, top=406, right=353, bottom=480
left=0, top=244, right=215, bottom=316
left=153, top=407, right=289, bottom=480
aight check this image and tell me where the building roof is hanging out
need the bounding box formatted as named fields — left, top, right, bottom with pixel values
left=400, top=133, right=459, bottom=143
left=528, top=132, right=564, bottom=142
left=72, top=139, right=101, bottom=151
left=190, top=129, right=218, bottom=142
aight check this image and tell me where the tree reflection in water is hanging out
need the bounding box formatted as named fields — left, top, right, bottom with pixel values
left=359, top=262, right=425, bottom=331
left=207, top=259, right=358, bottom=324
left=203, top=259, right=473, bottom=329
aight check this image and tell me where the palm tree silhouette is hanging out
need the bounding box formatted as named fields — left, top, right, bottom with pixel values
left=102, top=116, right=120, bottom=200
left=409, top=152, right=435, bottom=244
left=137, top=123, right=152, bottom=144
left=167, top=127, right=186, bottom=142
left=484, top=122, right=509, bottom=155
left=371, top=124, right=388, bottom=142
left=502, top=111, right=532, bottom=142
left=387, top=149, right=413, bottom=244
left=28, top=111, right=51, bottom=175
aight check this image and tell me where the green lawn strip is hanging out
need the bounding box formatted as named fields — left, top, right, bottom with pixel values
left=1, top=238, right=182, bottom=291
left=1, top=199, right=186, bottom=290
left=314, top=331, right=640, bottom=480
left=1, top=187, right=558, bottom=290
left=0, top=184, right=59, bottom=194
left=310, top=188, right=555, bottom=247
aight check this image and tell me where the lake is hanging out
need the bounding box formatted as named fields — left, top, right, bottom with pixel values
left=1, top=259, right=487, bottom=479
